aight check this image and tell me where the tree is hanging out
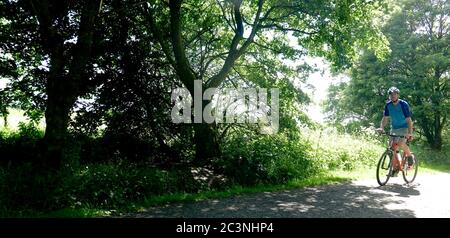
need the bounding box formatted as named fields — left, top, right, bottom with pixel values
left=1, top=0, right=104, bottom=167
left=324, top=0, right=450, bottom=149
left=397, top=0, right=450, bottom=150
left=69, top=3, right=188, bottom=164
left=324, top=51, right=392, bottom=132
left=145, top=0, right=389, bottom=163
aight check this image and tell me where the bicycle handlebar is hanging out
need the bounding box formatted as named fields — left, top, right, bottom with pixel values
left=378, top=131, right=411, bottom=141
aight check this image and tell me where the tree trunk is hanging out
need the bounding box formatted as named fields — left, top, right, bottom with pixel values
left=194, top=123, right=220, bottom=165
left=38, top=0, right=100, bottom=168
left=193, top=98, right=220, bottom=165
left=430, top=134, right=442, bottom=150
left=42, top=83, right=76, bottom=168
left=2, top=114, right=7, bottom=128
left=421, top=125, right=443, bottom=150
left=431, top=122, right=443, bottom=150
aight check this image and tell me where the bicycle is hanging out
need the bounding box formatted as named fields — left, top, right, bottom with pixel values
left=376, top=132, right=419, bottom=186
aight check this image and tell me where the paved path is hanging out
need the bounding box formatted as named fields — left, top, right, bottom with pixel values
left=125, top=173, right=450, bottom=218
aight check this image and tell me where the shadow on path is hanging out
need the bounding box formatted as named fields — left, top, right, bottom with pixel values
left=128, top=181, right=420, bottom=218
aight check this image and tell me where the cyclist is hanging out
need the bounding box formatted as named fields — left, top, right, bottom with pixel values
left=376, top=87, right=414, bottom=176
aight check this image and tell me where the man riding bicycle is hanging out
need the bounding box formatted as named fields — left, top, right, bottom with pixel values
left=376, top=87, right=414, bottom=176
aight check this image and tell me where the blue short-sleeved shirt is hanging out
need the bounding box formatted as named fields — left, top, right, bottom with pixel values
left=384, top=99, right=411, bottom=129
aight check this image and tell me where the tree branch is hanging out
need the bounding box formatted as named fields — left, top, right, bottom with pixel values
left=216, top=0, right=235, bottom=31
left=207, top=0, right=264, bottom=89
left=29, top=0, right=63, bottom=54
left=258, top=23, right=319, bottom=35
left=143, top=3, right=176, bottom=69
left=169, top=0, right=196, bottom=93
left=69, top=0, right=102, bottom=95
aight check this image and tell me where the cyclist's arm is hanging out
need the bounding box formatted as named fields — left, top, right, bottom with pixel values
left=406, top=117, right=413, bottom=137
left=380, top=116, right=389, bottom=130
left=380, top=104, right=390, bottom=131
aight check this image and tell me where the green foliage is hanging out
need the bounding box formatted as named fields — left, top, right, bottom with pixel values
left=410, top=143, right=450, bottom=168
left=0, top=122, right=43, bottom=164
left=0, top=162, right=67, bottom=217
left=0, top=161, right=202, bottom=216
left=304, top=127, right=385, bottom=171
left=302, top=0, right=390, bottom=70
left=54, top=162, right=200, bottom=209
left=220, top=132, right=319, bottom=185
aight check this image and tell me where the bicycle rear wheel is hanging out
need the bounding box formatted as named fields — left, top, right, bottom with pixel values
left=402, top=154, right=418, bottom=184
left=377, top=150, right=393, bottom=186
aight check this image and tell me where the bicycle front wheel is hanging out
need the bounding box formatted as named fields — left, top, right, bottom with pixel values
left=376, top=150, right=393, bottom=186
left=403, top=154, right=418, bottom=184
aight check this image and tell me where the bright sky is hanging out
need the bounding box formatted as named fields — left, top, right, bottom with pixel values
left=0, top=78, right=7, bottom=89
left=0, top=51, right=12, bottom=90
left=282, top=32, right=350, bottom=124
left=302, top=57, right=349, bottom=124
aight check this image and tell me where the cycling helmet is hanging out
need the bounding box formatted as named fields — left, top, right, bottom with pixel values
left=388, top=87, right=400, bottom=94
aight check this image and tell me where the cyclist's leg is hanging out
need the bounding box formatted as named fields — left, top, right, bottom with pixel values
left=391, top=142, right=401, bottom=173
left=398, top=141, right=411, bottom=157
left=398, top=140, right=414, bottom=168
